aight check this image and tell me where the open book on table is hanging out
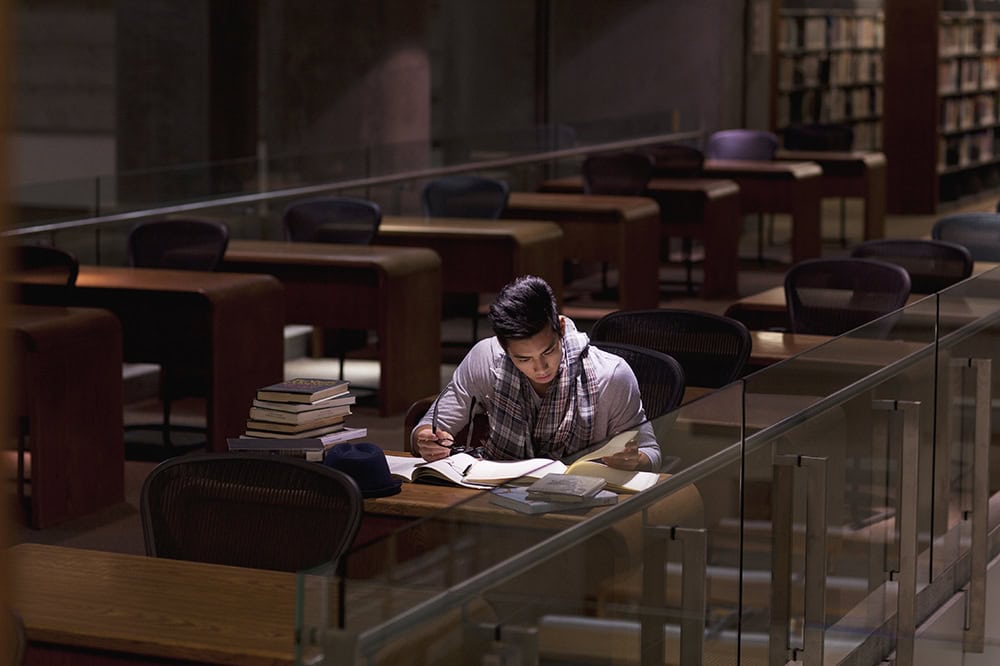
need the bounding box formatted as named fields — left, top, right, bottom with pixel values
left=386, top=430, right=659, bottom=493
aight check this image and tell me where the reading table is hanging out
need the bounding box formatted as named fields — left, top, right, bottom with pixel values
left=702, top=158, right=823, bottom=263
left=536, top=176, right=742, bottom=298
left=13, top=267, right=285, bottom=453
left=776, top=149, right=887, bottom=241
left=222, top=241, right=442, bottom=415
left=377, top=216, right=564, bottom=301
left=503, top=191, right=661, bottom=309
left=11, top=305, right=124, bottom=528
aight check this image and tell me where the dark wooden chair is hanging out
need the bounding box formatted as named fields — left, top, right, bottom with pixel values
left=141, top=453, right=363, bottom=572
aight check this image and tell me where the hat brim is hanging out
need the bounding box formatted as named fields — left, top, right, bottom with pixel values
left=361, top=478, right=402, bottom=499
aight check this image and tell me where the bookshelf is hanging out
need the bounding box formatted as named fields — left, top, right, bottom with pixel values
left=773, top=8, right=884, bottom=150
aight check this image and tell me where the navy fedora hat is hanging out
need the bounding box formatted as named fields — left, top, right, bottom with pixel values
left=324, top=442, right=401, bottom=499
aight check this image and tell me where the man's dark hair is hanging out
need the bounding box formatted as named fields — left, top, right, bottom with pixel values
left=488, top=275, right=559, bottom=347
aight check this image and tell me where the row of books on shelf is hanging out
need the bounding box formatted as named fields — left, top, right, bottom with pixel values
left=940, top=17, right=1000, bottom=57
left=776, top=88, right=882, bottom=126
left=778, top=14, right=882, bottom=52
left=775, top=119, right=880, bottom=152
left=941, top=94, right=999, bottom=132
left=939, top=57, right=1000, bottom=95
left=227, top=377, right=367, bottom=461
left=939, top=131, right=997, bottom=169
left=778, top=52, right=882, bottom=91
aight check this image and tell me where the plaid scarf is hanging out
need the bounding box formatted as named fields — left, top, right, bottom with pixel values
left=484, top=321, right=596, bottom=461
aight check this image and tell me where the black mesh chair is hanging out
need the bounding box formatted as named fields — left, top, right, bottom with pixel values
left=283, top=196, right=383, bottom=378
left=421, top=176, right=510, bottom=341
left=590, top=308, right=752, bottom=388
left=640, top=144, right=707, bottom=294
left=283, top=196, right=382, bottom=244
left=706, top=129, right=780, bottom=263
left=128, top=218, right=230, bottom=270
left=783, top=123, right=855, bottom=246
left=931, top=212, right=1000, bottom=261
left=851, top=238, right=973, bottom=294
left=141, top=453, right=363, bottom=572
left=421, top=175, right=509, bottom=219
left=784, top=257, right=912, bottom=337
left=127, top=219, right=231, bottom=452
left=12, top=244, right=79, bottom=286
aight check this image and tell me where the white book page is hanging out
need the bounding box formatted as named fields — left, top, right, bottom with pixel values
left=563, top=460, right=659, bottom=493
left=574, top=430, right=639, bottom=463
left=463, top=458, right=568, bottom=484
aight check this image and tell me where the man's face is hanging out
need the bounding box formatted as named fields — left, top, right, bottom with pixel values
left=506, top=318, right=564, bottom=393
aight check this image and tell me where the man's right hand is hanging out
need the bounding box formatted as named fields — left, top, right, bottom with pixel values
left=413, top=425, right=455, bottom=462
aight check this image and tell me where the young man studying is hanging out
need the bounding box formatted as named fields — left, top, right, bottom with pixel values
left=412, top=275, right=660, bottom=471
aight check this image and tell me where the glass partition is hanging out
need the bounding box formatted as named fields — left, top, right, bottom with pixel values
left=294, top=267, right=1000, bottom=665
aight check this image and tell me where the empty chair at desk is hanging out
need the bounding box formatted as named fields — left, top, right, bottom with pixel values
left=783, top=123, right=855, bottom=246
left=590, top=308, right=751, bottom=388
left=784, top=257, right=912, bottom=337
left=283, top=196, right=382, bottom=378
left=141, top=454, right=362, bottom=572
left=128, top=218, right=230, bottom=270
left=283, top=196, right=382, bottom=244
left=422, top=175, right=509, bottom=219
left=127, top=219, right=231, bottom=452
left=931, top=212, right=1000, bottom=262
left=851, top=238, right=973, bottom=294
left=706, top=129, right=780, bottom=262
left=12, top=244, right=79, bottom=287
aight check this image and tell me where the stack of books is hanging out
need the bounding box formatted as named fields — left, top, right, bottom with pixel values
left=488, top=474, right=619, bottom=515
left=228, top=378, right=367, bottom=460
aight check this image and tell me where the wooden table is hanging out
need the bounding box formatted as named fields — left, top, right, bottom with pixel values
left=503, top=192, right=661, bottom=309
left=777, top=149, right=887, bottom=241
left=11, top=543, right=300, bottom=665
left=537, top=177, right=742, bottom=298
left=376, top=216, right=564, bottom=300
left=14, top=267, right=285, bottom=453
left=702, top=159, right=823, bottom=263
left=222, top=241, right=442, bottom=415
left=11, top=306, right=124, bottom=528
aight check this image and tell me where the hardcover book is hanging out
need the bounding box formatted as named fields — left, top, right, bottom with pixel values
left=244, top=422, right=346, bottom=439
left=488, top=487, right=619, bottom=515
left=251, top=394, right=355, bottom=413
left=248, top=403, right=351, bottom=425
left=525, top=474, right=607, bottom=502
left=256, top=378, right=350, bottom=404
left=245, top=413, right=347, bottom=434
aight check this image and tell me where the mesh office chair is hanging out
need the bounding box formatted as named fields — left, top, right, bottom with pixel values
left=283, top=196, right=383, bottom=378
left=421, top=176, right=510, bottom=341
left=931, top=212, right=1000, bottom=261
left=127, top=219, right=231, bottom=451
left=590, top=308, right=752, bottom=388
left=851, top=238, right=973, bottom=294
left=640, top=144, right=707, bottom=295
left=283, top=196, right=382, bottom=244
left=421, top=175, right=510, bottom=219
left=12, top=244, right=79, bottom=286
left=783, top=123, right=855, bottom=246
left=141, top=453, right=363, bottom=572
left=706, top=129, right=780, bottom=263
left=784, top=257, right=912, bottom=337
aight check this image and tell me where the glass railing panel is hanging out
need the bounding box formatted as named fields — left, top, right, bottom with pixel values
left=299, top=383, right=745, bottom=665
left=10, top=177, right=101, bottom=228
left=739, top=298, right=942, bottom=664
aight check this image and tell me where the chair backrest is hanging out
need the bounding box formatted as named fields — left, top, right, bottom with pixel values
left=590, top=308, right=752, bottom=388
left=784, top=257, right=912, bottom=337
left=642, top=143, right=705, bottom=178
left=581, top=152, right=654, bottom=195
left=128, top=219, right=230, bottom=271
left=12, top=244, right=79, bottom=286
left=782, top=123, right=854, bottom=151
left=851, top=238, right=973, bottom=294
left=283, top=196, right=382, bottom=244
left=931, top=212, right=1000, bottom=261
left=591, top=341, right=686, bottom=420
left=705, top=129, right=779, bottom=161
left=421, top=176, right=510, bottom=219
left=140, top=453, right=363, bottom=572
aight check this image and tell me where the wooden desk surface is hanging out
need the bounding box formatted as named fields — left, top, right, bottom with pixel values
left=702, top=158, right=823, bottom=179
left=12, top=543, right=300, bottom=665
left=226, top=239, right=440, bottom=273
left=507, top=191, right=660, bottom=220
left=776, top=149, right=887, bottom=170
left=14, top=266, right=285, bottom=453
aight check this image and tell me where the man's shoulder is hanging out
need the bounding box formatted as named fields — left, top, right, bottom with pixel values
left=586, top=345, right=635, bottom=380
